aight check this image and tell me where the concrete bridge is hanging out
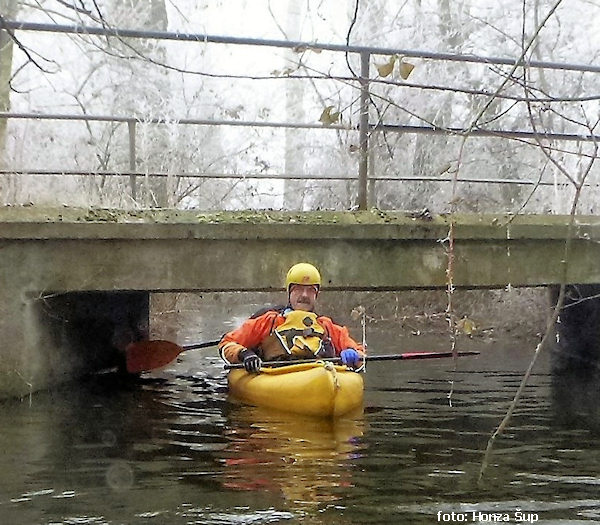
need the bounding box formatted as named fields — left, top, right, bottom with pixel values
left=2, top=205, right=600, bottom=399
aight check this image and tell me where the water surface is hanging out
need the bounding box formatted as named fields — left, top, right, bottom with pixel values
left=2, top=304, right=600, bottom=524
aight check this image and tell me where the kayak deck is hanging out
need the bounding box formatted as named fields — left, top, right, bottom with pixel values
left=227, top=361, right=364, bottom=418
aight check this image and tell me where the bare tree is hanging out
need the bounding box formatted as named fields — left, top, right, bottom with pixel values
left=280, top=0, right=307, bottom=210
left=0, top=3, right=19, bottom=157
left=3, top=0, right=599, bottom=211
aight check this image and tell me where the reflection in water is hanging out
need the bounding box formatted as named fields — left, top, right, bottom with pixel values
left=551, top=371, right=600, bottom=434
left=219, top=406, right=365, bottom=505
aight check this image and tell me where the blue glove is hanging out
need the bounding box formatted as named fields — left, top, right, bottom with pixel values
left=239, top=349, right=262, bottom=373
left=340, top=348, right=361, bottom=368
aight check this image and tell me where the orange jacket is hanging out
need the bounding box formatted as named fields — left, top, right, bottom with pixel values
left=219, top=308, right=365, bottom=364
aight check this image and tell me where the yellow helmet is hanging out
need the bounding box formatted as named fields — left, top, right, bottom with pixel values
left=285, top=263, right=321, bottom=291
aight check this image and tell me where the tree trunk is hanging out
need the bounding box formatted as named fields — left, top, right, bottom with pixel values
left=282, top=0, right=306, bottom=210
left=108, top=0, right=171, bottom=207
left=408, top=0, right=462, bottom=210
left=0, top=1, right=19, bottom=203
left=0, top=1, right=18, bottom=166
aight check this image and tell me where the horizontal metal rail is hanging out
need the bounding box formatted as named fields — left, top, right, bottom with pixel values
left=1, top=112, right=597, bottom=143
left=374, top=124, right=600, bottom=143
left=5, top=19, right=600, bottom=74
left=0, top=169, right=355, bottom=180
left=0, top=169, right=588, bottom=187
left=0, top=111, right=348, bottom=131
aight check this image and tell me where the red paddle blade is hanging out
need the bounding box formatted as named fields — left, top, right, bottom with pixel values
left=125, top=340, right=184, bottom=373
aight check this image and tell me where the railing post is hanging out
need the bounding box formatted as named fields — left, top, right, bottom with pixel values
left=127, top=120, right=137, bottom=201
left=358, top=51, right=370, bottom=210
left=368, top=129, right=376, bottom=208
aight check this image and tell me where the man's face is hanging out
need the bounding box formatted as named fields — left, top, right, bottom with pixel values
left=289, top=284, right=319, bottom=311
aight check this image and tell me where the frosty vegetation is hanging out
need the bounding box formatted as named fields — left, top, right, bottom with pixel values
left=1, top=0, right=599, bottom=213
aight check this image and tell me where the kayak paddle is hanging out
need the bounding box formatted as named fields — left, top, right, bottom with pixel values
left=125, top=339, right=479, bottom=374
left=223, top=351, right=480, bottom=369
left=126, top=339, right=221, bottom=373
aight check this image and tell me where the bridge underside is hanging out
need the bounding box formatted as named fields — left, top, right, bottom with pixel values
left=2, top=207, right=600, bottom=398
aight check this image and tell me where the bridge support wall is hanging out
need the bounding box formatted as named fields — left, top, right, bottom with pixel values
left=0, top=287, right=148, bottom=399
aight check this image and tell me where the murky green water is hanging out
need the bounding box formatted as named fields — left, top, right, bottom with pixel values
left=2, top=302, right=600, bottom=524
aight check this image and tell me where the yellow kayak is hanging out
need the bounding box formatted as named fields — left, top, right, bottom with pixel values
left=227, top=361, right=364, bottom=418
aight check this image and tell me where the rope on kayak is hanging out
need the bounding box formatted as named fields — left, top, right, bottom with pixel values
left=323, top=361, right=340, bottom=390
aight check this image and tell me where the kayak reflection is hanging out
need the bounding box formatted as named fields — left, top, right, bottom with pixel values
left=219, top=405, right=366, bottom=504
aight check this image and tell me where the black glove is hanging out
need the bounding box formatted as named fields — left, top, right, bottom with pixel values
left=239, top=349, right=262, bottom=373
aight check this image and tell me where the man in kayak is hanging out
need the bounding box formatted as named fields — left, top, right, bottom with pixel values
left=218, top=262, right=365, bottom=373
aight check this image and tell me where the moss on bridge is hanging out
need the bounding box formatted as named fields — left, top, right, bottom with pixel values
left=0, top=205, right=444, bottom=224
left=3, top=206, right=600, bottom=245
left=3, top=204, right=599, bottom=228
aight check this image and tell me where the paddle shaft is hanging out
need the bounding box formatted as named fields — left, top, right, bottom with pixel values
left=224, top=350, right=479, bottom=369
left=183, top=339, right=221, bottom=351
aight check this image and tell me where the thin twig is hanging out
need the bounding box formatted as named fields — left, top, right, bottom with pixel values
left=345, top=0, right=360, bottom=77
left=478, top=5, right=598, bottom=479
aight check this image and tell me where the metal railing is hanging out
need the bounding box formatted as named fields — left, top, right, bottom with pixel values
left=6, top=20, right=600, bottom=73
left=2, top=19, right=600, bottom=208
